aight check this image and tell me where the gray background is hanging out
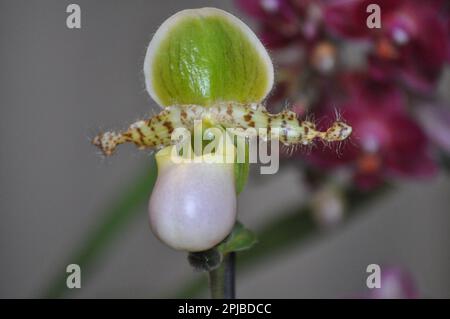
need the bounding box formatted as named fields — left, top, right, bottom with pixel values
left=0, top=0, right=449, bottom=298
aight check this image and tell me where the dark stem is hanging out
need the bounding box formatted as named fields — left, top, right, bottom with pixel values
left=209, top=252, right=236, bottom=299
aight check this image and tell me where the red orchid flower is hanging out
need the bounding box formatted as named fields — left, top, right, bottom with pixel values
left=323, top=0, right=449, bottom=92
left=304, top=74, right=437, bottom=189
left=236, top=0, right=324, bottom=48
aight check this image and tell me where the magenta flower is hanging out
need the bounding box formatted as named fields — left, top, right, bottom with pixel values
left=237, top=1, right=444, bottom=188
left=304, top=74, right=437, bottom=189
left=235, top=0, right=324, bottom=48
left=366, top=267, right=419, bottom=299
left=324, top=0, right=449, bottom=92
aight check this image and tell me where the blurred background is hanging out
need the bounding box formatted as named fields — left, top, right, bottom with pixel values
left=0, top=0, right=449, bottom=298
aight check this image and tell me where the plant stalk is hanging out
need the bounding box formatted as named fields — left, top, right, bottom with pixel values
left=209, top=252, right=236, bottom=299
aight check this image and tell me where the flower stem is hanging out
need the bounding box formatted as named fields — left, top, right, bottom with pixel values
left=209, top=252, right=236, bottom=299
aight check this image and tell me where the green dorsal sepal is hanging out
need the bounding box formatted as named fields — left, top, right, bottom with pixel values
left=144, top=7, right=274, bottom=107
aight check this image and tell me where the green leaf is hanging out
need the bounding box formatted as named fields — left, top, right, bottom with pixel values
left=234, top=141, right=250, bottom=194
left=41, top=158, right=158, bottom=298
left=217, top=222, right=257, bottom=255
left=144, top=8, right=274, bottom=107
left=187, top=221, right=256, bottom=272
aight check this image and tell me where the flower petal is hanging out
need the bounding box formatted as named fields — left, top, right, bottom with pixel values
left=144, top=7, right=274, bottom=107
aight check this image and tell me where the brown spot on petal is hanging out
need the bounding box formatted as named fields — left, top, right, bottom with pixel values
left=244, top=114, right=252, bottom=122
left=163, top=121, right=174, bottom=134
left=227, top=104, right=233, bottom=116
left=136, top=128, right=145, bottom=145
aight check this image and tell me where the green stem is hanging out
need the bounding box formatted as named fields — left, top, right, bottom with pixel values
left=209, top=252, right=236, bottom=299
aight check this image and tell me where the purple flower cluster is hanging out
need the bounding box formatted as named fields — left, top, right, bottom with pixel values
left=237, top=0, right=450, bottom=189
